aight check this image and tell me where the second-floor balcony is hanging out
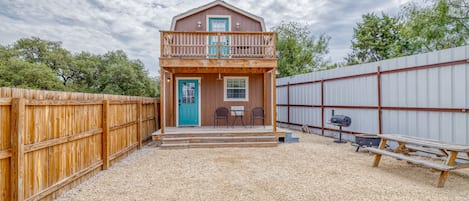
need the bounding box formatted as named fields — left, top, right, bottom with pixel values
left=160, top=31, right=276, bottom=59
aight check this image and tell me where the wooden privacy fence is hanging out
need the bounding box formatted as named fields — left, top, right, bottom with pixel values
left=276, top=46, right=469, bottom=144
left=0, top=87, right=160, bottom=201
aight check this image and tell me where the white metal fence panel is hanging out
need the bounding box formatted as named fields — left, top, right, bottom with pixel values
left=277, top=87, right=288, bottom=105
left=382, top=111, right=469, bottom=145
left=277, top=106, right=288, bottom=123
left=289, top=107, right=322, bottom=126
left=290, top=84, right=321, bottom=105
left=323, top=108, right=379, bottom=134
left=324, top=77, right=377, bottom=106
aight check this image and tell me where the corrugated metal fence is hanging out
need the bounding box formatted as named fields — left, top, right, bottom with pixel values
left=276, top=46, right=469, bottom=145
left=0, top=87, right=159, bottom=201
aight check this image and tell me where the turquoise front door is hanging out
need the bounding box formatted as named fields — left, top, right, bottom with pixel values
left=208, top=17, right=229, bottom=57
left=178, top=79, right=199, bottom=126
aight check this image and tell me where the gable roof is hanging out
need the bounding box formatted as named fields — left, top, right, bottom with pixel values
left=170, top=0, right=266, bottom=31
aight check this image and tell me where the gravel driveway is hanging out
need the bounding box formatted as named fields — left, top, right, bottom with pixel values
left=56, top=130, right=469, bottom=201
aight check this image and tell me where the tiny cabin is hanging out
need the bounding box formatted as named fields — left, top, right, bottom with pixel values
left=158, top=0, right=278, bottom=135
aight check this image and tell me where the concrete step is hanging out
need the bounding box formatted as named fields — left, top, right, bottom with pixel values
left=163, top=136, right=277, bottom=144
left=280, top=132, right=299, bottom=143
left=160, top=141, right=278, bottom=149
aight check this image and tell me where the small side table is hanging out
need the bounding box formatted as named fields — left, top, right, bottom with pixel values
left=231, top=109, right=246, bottom=127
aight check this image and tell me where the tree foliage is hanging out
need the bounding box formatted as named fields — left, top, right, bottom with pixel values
left=272, top=22, right=330, bottom=77
left=401, top=0, right=469, bottom=53
left=0, top=58, right=64, bottom=90
left=346, top=0, right=469, bottom=64
left=0, top=37, right=159, bottom=97
left=346, top=13, right=408, bottom=65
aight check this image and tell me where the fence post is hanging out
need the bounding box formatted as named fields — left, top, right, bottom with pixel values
left=160, top=72, right=165, bottom=134
left=377, top=66, right=382, bottom=134
left=321, top=80, right=325, bottom=136
left=137, top=100, right=142, bottom=149
left=102, top=99, right=109, bottom=170
left=10, top=98, right=25, bottom=201
left=287, top=82, right=290, bottom=125
left=154, top=99, right=159, bottom=130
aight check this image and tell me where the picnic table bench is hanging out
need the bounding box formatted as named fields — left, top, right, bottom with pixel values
left=366, top=134, right=469, bottom=187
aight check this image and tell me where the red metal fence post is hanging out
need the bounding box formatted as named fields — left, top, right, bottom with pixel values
left=377, top=66, right=382, bottom=134
left=287, top=82, right=290, bottom=125
left=321, top=80, right=325, bottom=136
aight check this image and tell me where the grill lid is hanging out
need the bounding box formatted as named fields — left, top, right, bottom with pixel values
left=330, top=115, right=351, bottom=127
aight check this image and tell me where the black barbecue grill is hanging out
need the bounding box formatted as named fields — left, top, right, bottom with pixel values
left=328, top=110, right=351, bottom=143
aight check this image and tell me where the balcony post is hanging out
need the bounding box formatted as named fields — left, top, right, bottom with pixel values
left=217, top=32, right=221, bottom=58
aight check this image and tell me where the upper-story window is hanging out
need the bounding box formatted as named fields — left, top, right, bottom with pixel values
left=224, top=76, right=249, bottom=101
left=211, top=20, right=227, bottom=31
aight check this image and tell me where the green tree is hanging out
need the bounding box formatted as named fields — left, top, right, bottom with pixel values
left=13, top=37, right=61, bottom=64
left=272, top=22, right=330, bottom=77
left=13, top=38, right=85, bottom=87
left=96, top=50, right=158, bottom=97
left=0, top=37, right=159, bottom=97
left=401, top=0, right=469, bottom=53
left=346, top=13, right=407, bottom=65
left=0, top=44, right=17, bottom=60
left=0, top=58, right=64, bottom=90
left=71, top=52, right=103, bottom=92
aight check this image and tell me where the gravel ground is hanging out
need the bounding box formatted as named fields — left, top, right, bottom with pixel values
left=56, top=130, right=469, bottom=201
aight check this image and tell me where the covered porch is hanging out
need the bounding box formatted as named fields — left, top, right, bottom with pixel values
left=159, top=64, right=277, bottom=132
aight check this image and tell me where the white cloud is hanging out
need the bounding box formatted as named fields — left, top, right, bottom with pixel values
left=0, top=0, right=412, bottom=75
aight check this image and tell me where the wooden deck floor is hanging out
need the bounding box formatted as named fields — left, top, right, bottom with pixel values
left=153, top=126, right=286, bottom=138
left=155, top=126, right=280, bottom=133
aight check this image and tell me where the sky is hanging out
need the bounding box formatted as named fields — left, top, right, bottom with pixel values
left=0, top=0, right=412, bottom=76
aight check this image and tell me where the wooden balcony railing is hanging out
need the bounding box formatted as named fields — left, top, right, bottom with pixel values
left=160, top=31, right=276, bottom=59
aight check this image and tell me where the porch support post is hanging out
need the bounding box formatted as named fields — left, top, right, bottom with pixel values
left=271, top=69, right=277, bottom=132
left=263, top=72, right=268, bottom=124
left=160, top=69, right=165, bottom=134
left=168, top=72, right=174, bottom=126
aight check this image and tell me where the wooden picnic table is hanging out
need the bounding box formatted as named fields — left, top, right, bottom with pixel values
left=367, top=134, right=469, bottom=187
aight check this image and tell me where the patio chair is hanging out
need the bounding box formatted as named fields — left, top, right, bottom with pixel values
left=214, top=107, right=229, bottom=128
left=250, top=107, right=264, bottom=128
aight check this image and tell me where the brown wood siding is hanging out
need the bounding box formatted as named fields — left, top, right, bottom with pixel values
left=165, top=73, right=272, bottom=127
left=174, top=5, right=262, bottom=32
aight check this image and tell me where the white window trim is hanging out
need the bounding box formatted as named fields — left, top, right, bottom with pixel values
left=224, top=76, right=249, bottom=102
left=206, top=15, right=231, bottom=32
